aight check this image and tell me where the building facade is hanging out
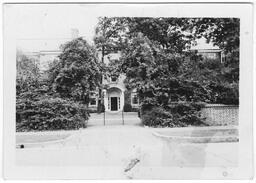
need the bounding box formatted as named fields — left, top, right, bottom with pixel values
left=89, top=53, right=140, bottom=112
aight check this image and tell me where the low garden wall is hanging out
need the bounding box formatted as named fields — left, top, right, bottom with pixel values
left=201, top=104, right=239, bottom=126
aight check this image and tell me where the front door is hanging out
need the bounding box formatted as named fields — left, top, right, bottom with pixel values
left=111, top=97, right=118, bottom=111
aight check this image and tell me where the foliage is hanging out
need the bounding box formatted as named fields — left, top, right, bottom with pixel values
left=125, top=17, right=195, bottom=53
left=51, top=38, right=103, bottom=104
left=46, top=59, right=62, bottom=87
left=94, top=17, right=195, bottom=53
left=16, top=86, right=89, bottom=132
left=94, top=17, right=129, bottom=111
left=118, top=34, right=211, bottom=107
left=190, top=18, right=240, bottom=53
left=141, top=102, right=206, bottom=127
left=16, top=39, right=100, bottom=131
left=142, top=107, right=176, bottom=127
left=16, top=49, right=40, bottom=95
left=97, top=103, right=105, bottom=113
left=167, top=102, right=206, bottom=126
left=95, top=17, right=239, bottom=106
left=189, top=18, right=240, bottom=87
left=207, top=82, right=239, bottom=105
left=95, top=17, right=239, bottom=54
left=123, top=103, right=132, bottom=112
left=94, top=17, right=129, bottom=55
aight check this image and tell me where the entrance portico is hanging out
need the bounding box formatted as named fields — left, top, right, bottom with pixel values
left=103, top=86, right=125, bottom=112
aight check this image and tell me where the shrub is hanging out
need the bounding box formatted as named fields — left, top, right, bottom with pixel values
left=168, top=102, right=205, bottom=114
left=142, top=107, right=179, bottom=127
left=88, top=108, right=98, bottom=113
left=141, top=102, right=207, bottom=127
left=97, top=103, right=105, bottom=113
left=16, top=50, right=40, bottom=95
left=215, top=84, right=239, bottom=105
left=208, top=82, right=239, bottom=105
left=131, top=107, right=139, bottom=112
left=16, top=89, right=89, bottom=132
left=168, top=102, right=206, bottom=126
left=123, top=103, right=132, bottom=112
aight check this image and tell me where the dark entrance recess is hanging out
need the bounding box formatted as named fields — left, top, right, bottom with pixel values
left=111, top=97, right=118, bottom=111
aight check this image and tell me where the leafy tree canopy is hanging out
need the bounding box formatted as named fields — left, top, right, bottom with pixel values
left=16, top=49, right=40, bottom=94
left=120, top=34, right=210, bottom=106
left=94, top=17, right=239, bottom=105
left=51, top=38, right=103, bottom=104
left=94, top=17, right=196, bottom=54
left=189, top=18, right=239, bottom=53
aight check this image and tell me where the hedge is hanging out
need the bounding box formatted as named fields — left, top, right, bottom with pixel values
left=16, top=90, right=89, bottom=132
left=141, top=102, right=207, bottom=127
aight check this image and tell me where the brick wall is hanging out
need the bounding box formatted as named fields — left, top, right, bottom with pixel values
left=201, top=104, right=239, bottom=126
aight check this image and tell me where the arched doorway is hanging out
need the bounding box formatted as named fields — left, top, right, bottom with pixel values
left=104, top=87, right=124, bottom=112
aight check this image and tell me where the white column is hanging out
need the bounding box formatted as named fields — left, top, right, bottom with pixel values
left=120, top=90, right=125, bottom=111
left=103, top=89, right=108, bottom=112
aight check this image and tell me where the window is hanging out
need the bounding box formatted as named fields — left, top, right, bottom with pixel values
left=131, top=92, right=139, bottom=106
left=132, top=95, right=138, bottom=104
left=90, top=98, right=96, bottom=106
left=201, top=52, right=218, bottom=60
left=191, top=41, right=197, bottom=47
left=221, top=52, right=226, bottom=63
left=111, top=76, right=118, bottom=82
left=89, top=92, right=97, bottom=107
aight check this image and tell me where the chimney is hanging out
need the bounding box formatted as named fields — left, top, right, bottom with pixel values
left=71, top=28, right=79, bottom=39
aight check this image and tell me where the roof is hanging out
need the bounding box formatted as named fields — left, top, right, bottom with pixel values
left=197, top=49, right=222, bottom=53
left=190, top=38, right=220, bottom=50
left=21, top=37, right=221, bottom=56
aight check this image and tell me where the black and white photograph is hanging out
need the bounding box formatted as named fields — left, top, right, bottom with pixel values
left=2, top=2, right=254, bottom=180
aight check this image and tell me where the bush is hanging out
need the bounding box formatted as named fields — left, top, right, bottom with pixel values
left=142, top=107, right=179, bottom=127
left=131, top=107, right=139, bottom=112
left=123, top=103, right=132, bottom=112
left=141, top=102, right=207, bottom=127
left=88, top=108, right=98, bottom=113
left=16, top=89, right=89, bottom=132
left=208, top=82, right=239, bottom=105
left=168, top=102, right=206, bottom=126
left=97, top=103, right=105, bottom=113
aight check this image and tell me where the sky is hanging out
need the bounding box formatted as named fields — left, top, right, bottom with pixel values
left=14, top=4, right=100, bottom=52
left=10, top=4, right=218, bottom=53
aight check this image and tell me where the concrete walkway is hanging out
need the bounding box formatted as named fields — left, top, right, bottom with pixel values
left=16, top=124, right=238, bottom=179
left=87, top=112, right=141, bottom=126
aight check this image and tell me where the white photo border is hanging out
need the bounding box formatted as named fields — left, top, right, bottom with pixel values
left=2, top=2, right=254, bottom=180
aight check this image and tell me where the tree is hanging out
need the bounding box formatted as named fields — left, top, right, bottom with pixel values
left=16, top=49, right=40, bottom=95
left=92, top=17, right=240, bottom=127
left=190, top=18, right=239, bottom=53
left=95, top=17, right=239, bottom=105
left=94, top=17, right=129, bottom=111
left=190, top=18, right=239, bottom=79
left=188, top=18, right=240, bottom=104
left=94, top=17, right=129, bottom=57
left=16, top=45, right=91, bottom=132
left=94, top=17, right=195, bottom=53
left=52, top=38, right=102, bottom=104
left=125, top=17, right=195, bottom=53
left=120, top=34, right=209, bottom=106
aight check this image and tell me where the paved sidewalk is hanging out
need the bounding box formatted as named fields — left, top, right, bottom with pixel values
left=16, top=124, right=238, bottom=179
left=152, top=125, right=238, bottom=143
left=87, top=112, right=141, bottom=126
